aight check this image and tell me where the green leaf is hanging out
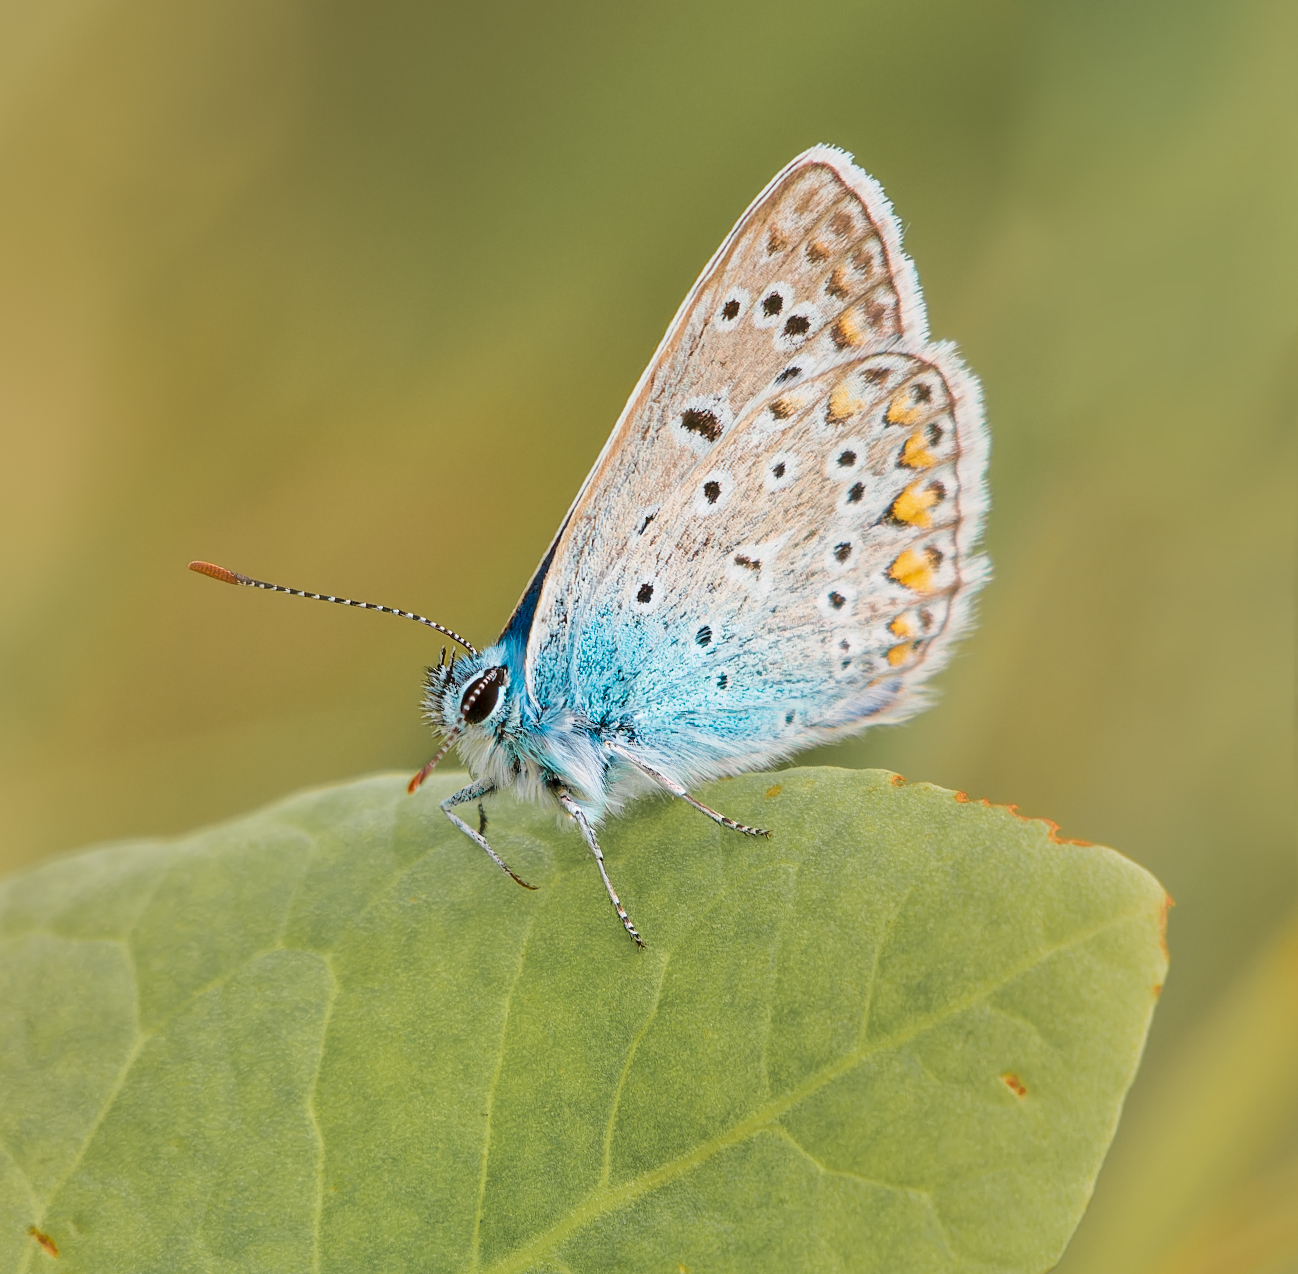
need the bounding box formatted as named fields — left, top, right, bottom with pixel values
left=0, top=767, right=1167, bottom=1273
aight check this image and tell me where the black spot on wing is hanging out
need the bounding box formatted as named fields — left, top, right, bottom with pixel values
left=681, top=408, right=722, bottom=442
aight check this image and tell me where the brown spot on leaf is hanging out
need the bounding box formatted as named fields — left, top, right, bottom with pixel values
left=28, top=1228, right=58, bottom=1258
left=1001, top=1074, right=1028, bottom=1098
left=765, top=784, right=783, bottom=798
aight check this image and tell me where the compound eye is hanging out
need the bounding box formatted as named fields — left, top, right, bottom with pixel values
left=460, top=668, right=505, bottom=724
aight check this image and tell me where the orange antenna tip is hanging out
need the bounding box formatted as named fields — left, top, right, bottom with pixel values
left=189, top=561, right=245, bottom=585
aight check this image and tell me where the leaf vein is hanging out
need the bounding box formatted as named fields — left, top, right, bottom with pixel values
left=470, top=901, right=542, bottom=1272
left=483, top=909, right=1140, bottom=1274
left=306, top=951, right=339, bottom=1274
left=769, top=1125, right=931, bottom=1199
left=600, top=950, right=673, bottom=1189
left=0, top=1134, right=37, bottom=1208
left=858, top=882, right=916, bottom=1049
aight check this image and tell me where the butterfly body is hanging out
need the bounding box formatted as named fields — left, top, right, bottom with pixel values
left=197, top=144, right=989, bottom=948
left=412, top=149, right=989, bottom=944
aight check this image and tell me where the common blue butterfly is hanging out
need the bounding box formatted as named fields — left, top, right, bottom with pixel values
left=191, top=145, right=989, bottom=946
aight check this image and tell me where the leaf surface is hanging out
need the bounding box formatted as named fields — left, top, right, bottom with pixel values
left=0, top=768, right=1167, bottom=1273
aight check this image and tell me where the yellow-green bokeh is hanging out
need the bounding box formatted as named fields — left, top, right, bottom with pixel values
left=1, top=0, right=1293, bottom=1269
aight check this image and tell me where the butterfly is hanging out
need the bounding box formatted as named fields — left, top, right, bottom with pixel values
left=191, top=144, right=989, bottom=947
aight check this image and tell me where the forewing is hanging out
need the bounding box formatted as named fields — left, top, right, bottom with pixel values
left=564, top=344, right=989, bottom=777
left=523, top=146, right=928, bottom=703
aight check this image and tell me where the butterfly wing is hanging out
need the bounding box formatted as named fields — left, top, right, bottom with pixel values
left=567, top=344, right=988, bottom=779
left=518, top=145, right=987, bottom=781
left=516, top=147, right=927, bottom=671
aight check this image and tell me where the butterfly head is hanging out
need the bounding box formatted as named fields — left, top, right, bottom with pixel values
left=410, top=644, right=528, bottom=793
left=422, top=646, right=515, bottom=746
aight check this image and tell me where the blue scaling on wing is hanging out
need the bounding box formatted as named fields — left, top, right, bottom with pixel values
left=546, top=345, right=987, bottom=789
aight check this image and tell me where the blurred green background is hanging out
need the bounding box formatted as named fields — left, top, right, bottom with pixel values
left=0, top=0, right=1293, bottom=1268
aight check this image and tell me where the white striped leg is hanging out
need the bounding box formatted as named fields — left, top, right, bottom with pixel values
left=441, top=779, right=537, bottom=890
left=605, top=744, right=770, bottom=838
left=556, top=789, right=644, bottom=948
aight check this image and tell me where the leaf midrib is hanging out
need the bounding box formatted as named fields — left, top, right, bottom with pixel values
left=481, top=910, right=1141, bottom=1274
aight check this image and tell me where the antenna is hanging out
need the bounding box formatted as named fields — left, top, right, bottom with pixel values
left=188, top=561, right=478, bottom=655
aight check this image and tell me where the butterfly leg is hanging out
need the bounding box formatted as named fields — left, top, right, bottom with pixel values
left=555, top=788, right=645, bottom=948
left=440, top=779, right=537, bottom=890
left=606, top=745, right=770, bottom=838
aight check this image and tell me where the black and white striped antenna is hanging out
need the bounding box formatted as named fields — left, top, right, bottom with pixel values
left=188, top=561, right=477, bottom=655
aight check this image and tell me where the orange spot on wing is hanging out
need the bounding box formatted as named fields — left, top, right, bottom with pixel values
left=886, top=393, right=925, bottom=426
left=900, top=430, right=937, bottom=469
left=888, top=615, right=915, bottom=638
left=827, top=379, right=864, bottom=423
left=27, top=1227, right=58, bottom=1258
left=830, top=309, right=866, bottom=350
left=887, top=642, right=915, bottom=666
left=887, top=546, right=940, bottom=592
left=1001, top=1073, right=1027, bottom=1098
left=888, top=481, right=941, bottom=528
